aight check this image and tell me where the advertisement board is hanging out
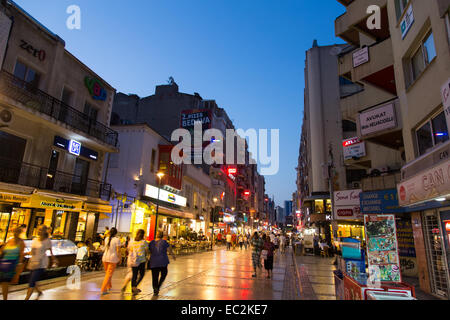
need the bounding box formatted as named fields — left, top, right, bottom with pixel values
left=343, top=137, right=366, bottom=160
left=180, top=109, right=212, bottom=131
left=352, top=47, right=369, bottom=68
left=144, top=184, right=187, bottom=207
left=400, top=4, right=415, bottom=40
left=333, top=189, right=362, bottom=220
left=442, top=78, right=450, bottom=133
left=364, top=215, right=402, bottom=283
left=359, top=103, right=397, bottom=136
left=360, top=189, right=405, bottom=214
left=396, top=219, right=418, bottom=277
left=0, top=11, right=12, bottom=70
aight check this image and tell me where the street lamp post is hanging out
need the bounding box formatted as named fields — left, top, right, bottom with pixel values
left=153, top=172, right=164, bottom=240
left=211, top=197, right=218, bottom=250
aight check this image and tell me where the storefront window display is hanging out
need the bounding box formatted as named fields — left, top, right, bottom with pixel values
left=315, top=200, right=324, bottom=214
left=336, top=224, right=365, bottom=241
left=0, top=205, right=31, bottom=243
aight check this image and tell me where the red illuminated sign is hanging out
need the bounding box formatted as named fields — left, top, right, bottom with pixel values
left=227, top=168, right=237, bottom=175
left=244, top=191, right=250, bottom=196
left=343, top=137, right=361, bottom=147
left=445, top=221, right=450, bottom=232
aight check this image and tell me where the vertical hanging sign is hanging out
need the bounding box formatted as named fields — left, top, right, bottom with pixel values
left=0, top=11, right=12, bottom=69
left=442, top=78, right=450, bottom=134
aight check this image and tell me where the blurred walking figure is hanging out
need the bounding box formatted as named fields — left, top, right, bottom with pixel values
left=262, top=234, right=275, bottom=279
left=243, top=234, right=248, bottom=250
left=0, top=227, right=25, bottom=300
left=100, top=227, right=120, bottom=295
left=238, top=234, right=244, bottom=250
left=25, top=225, right=57, bottom=300
left=250, top=232, right=264, bottom=278
left=128, top=229, right=148, bottom=295
left=226, top=233, right=232, bottom=251
left=280, top=234, right=286, bottom=254
left=148, top=231, right=176, bottom=296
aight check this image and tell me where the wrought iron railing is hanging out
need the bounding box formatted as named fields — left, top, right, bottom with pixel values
left=0, top=70, right=118, bottom=147
left=0, top=158, right=111, bottom=200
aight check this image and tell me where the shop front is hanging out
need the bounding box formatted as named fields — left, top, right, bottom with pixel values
left=303, top=195, right=332, bottom=243
left=397, top=154, right=450, bottom=299
left=0, top=191, right=32, bottom=244
left=77, top=202, right=112, bottom=242
left=19, top=192, right=85, bottom=242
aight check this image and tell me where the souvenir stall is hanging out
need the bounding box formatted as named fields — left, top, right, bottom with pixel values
left=334, top=214, right=416, bottom=300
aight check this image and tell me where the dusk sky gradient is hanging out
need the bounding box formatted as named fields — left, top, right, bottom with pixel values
left=15, top=0, right=346, bottom=207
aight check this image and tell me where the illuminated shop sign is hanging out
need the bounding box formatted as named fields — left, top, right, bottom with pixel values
left=85, top=77, right=107, bottom=101
left=53, top=136, right=98, bottom=161
left=180, top=109, right=212, bottom=131
left=343, top=137, right=366, bottom=160
left=144, top=184, right=187, bottom=207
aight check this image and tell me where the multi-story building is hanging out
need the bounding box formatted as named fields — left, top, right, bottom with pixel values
left=0, top=2, right=118, bottom=243
left=111, top=80, right=263, bottom=233
left=334, top=0, right=450, bottom=299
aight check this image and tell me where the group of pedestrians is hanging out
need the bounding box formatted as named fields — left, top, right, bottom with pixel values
left=249, top=231, right=290, bottom=279
left=0, top=225, right=57, bottom=300
left=225, top=233, right=250, bottom=251
left=100, top=228, right=176, bottom=296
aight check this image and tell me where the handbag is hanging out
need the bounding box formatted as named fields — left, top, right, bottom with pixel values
left=261, top=249, right=268, bottom=260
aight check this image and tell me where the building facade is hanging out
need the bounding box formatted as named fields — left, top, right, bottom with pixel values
left=0, top=2, right=117, bottom=244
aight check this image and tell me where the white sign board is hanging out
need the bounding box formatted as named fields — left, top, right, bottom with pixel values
left=401, top=4, right=414, bottom=40
left=0, top=11, right=12, bottom=70
left=353, top=47, right=369, bottom=68
left=442, top=78, right=450, bottom=135
left=343, top=137, right=366, bottom=160
left=398, top=158, right=450, bottom=206
left=144, top=184, right=187, bottom=207
left=333, top=189, right=363, bottom=220
left=360, top=103, right=397, bottom=136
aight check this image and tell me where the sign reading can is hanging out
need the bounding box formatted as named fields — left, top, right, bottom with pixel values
left=353, top=47, right=369, bottom=68
left=360, top=103, right=397, bottom=136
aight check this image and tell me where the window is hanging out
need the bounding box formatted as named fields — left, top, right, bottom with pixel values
left=150, top=149, right=156, bottom=173
left=84, top=102, right=98, bottom=122
left=13, top=61, right=40, bottom=87
left=395, top=0, right=409, bottom=20
left=416, top=112, right=449, bottom=156
left=61, top=87, right=73, bottom=105
left=410, top=32, right=437, bottom=82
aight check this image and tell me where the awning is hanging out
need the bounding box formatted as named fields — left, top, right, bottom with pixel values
left=99, top=213, right=111, bottom=220
left=21, top=194, right=84, bottom=212
left=155, top=204, right=195, bottom=220
left=83, top=202, right=112, bottom=213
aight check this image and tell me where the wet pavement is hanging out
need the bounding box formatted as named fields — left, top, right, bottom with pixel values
left=6, top=246, right=300, bottom=300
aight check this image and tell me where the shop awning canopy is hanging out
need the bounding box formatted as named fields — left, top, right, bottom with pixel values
left=153, top=204, right=195, bottom=220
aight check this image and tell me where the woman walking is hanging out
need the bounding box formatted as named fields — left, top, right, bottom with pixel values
left=238, top=234, right=244, bottom=250
left=0, top=227, right=25, bottom=300
left=100, top=227, right=120, bottom=295
left=122, top=229, right=148, bottom=295
left=250, top=232, right=264, bottom=278
left=262, top=234, right=275, bottom=279
left=148, top=231, right=176, bottom=296
left=25, top=225, right=56, bottom=300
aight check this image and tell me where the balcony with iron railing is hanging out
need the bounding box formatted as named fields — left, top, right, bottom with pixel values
left=0, top=157, right=112, bottom=200
left=0, top=70, right=118, bottom=147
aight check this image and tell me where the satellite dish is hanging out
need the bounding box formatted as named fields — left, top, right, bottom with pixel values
left=330, top=46, right=343, bottom=56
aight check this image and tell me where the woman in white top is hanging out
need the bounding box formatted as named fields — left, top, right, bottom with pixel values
left=100, top=227, right=120, bottom=295
left=25, top=225, right=56, bottom=300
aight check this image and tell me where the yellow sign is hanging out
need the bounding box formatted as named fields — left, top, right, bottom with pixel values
left=0, top=192, right=31, bottom=203
left=83, top=203, right=112, bottom=213
left=22, top=194, right=83, bottom=212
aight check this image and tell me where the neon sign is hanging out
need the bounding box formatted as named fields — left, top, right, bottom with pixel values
left=68, top=140, right=81, bottom=156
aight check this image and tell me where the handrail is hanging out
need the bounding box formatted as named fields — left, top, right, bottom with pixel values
left=0, top=70, right=118, bottom=147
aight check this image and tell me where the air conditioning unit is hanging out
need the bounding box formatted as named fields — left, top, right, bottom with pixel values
left=0, top=108, right=13, bottom=127
left=352, top=181, right=361, bottom=189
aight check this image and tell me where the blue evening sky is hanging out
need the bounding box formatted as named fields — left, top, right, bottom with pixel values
left=14, top=0, right=345, bottom=207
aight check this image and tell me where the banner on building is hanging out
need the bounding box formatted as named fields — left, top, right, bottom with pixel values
left=352, top=47, right=369, bottom=68
left=442, top=78, right=450, bottom=134
left=333, top=189, right=362, bottom=220
left=360, top=189, right=405, bottom=214
left=359, top=103, right=397, bottom=136
left=180, top=109, right=212, bottom=132
left=0, top=11, right=12, bottom=70
left=343, top=137, right=366, bottom=160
